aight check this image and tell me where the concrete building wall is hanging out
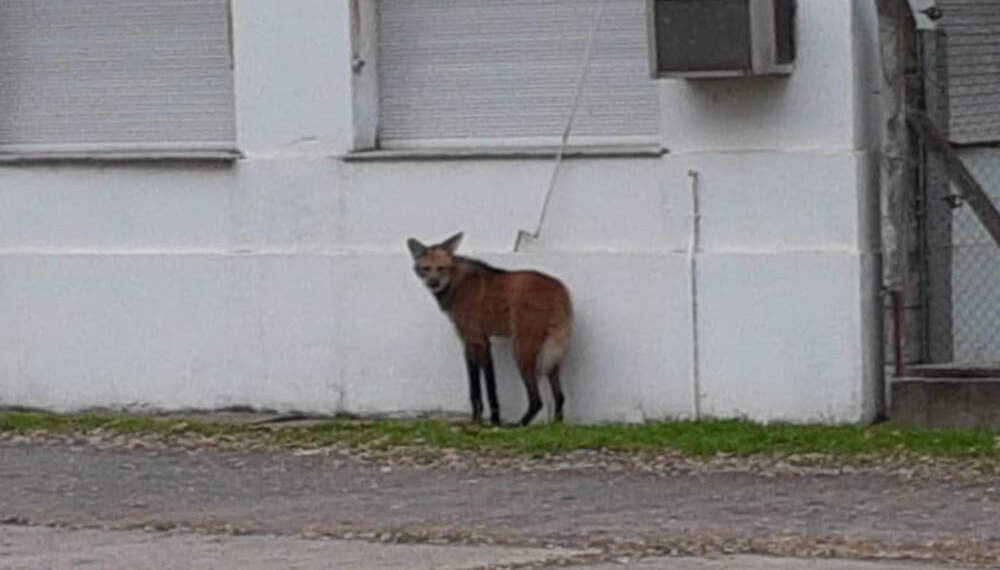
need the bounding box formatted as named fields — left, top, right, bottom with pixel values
left=0, top=0, right=885, bottom=424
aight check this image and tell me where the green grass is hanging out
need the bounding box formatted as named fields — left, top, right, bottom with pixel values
left=0, top=411, right=997, bottom=460
left=0, top=412, right=244, bottom=438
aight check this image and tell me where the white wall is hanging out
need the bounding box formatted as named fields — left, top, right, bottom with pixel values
left=0, top=0, right=884, bottom=424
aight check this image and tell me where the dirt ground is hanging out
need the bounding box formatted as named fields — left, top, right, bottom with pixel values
left=1, top=440, right=999, bottom=568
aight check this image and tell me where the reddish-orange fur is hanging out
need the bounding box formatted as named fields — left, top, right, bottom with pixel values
left=407, top=232, right=572, bottom=426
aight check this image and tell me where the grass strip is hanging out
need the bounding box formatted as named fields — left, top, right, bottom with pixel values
left=2, top=411, right=996, bottom=459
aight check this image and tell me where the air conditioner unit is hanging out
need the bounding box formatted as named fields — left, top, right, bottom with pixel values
left=647, top=0, right=796, bottom=79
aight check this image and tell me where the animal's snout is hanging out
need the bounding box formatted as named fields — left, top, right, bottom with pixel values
left=427, top=278, right=440, bottom=289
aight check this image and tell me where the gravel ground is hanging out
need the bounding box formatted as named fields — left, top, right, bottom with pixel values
left=1, top=430, right=1000, bottom=567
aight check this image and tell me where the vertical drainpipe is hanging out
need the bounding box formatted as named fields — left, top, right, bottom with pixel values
left=687, top=170, right=702, bottom=420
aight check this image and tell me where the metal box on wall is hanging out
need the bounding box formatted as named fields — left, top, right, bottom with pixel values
left=647, top=0, right=796, bottom=78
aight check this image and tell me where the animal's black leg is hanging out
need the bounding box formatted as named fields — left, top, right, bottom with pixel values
left=548, top=366, right=565, bottom=423
left=518, top=380, right=543, bottom=427
left=465, top=355, right=483, bottom=424
left=512, top=335, right=543, bottom=427
left=482, top=345, right=500, bottom=426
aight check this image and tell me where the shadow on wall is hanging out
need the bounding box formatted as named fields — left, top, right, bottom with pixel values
left=683, top=76, right=791, bottom=113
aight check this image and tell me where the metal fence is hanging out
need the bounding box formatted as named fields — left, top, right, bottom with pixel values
left=903, top=22, right=1000, bottom=372
left=952, top=153, right=1000, bottom=363
left=924, top=146, right=1000, bottom=366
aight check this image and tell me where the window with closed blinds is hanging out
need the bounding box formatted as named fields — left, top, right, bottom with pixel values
left=938, top=0, right=1000, bottom=144
left=0, top=0, right=235, bottom=158
left=376, top=0, right=661, bottom=149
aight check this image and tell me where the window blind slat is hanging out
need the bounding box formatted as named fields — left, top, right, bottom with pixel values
left=376, top=0, right=661, bottom=148
left=0, top=0, right=235, bottom=152
left=938, top=0, right=1000, bottom=144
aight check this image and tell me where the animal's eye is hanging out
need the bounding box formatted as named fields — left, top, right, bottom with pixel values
left=419, top=266, right=431, bottom=273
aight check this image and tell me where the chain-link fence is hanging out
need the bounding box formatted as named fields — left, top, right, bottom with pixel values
left=950, top=152, right=1000, bottom=363
left=924, top=149, right=1000, bottom=366
left=910, top=14, right=1000, bottom=370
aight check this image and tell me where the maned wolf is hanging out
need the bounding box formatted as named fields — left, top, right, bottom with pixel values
left=407, top=232, right=573, bottom=426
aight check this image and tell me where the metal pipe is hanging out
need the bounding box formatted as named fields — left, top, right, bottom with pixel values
left=687, top=170, right=702, bottom=419
left=891, top=290, right=904, bottom=377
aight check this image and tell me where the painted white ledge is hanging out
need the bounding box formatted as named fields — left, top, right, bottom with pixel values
left=0, top=142, right=242, bottom=163
left=341, top=144, right=668, bottom=162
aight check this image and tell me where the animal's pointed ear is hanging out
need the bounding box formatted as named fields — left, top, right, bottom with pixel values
left=406, top=238, right=427, bottom=259
left=440, top=232, right=464, bottom=254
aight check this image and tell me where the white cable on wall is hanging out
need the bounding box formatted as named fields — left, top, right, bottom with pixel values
left=513, top=0, right=609, bottom=252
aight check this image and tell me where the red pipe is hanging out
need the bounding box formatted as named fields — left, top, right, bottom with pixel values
left=891, top=291, right=904, bottom=377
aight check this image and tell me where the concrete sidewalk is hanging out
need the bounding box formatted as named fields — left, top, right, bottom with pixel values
left=0, top=526, right=580, bottom=570
left=574, top=557, right=957, bottom=570
left=0, top=526, right=957, bottom=570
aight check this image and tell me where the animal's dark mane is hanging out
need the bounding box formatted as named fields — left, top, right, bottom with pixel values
left=433, top=256, right=507, bottom=310
left=456, top=255, right=509, bottom=275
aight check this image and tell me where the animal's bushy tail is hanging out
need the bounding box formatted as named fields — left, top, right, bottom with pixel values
left=536, top=316, right=572, bottom=378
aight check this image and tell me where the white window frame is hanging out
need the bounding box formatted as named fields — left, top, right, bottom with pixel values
left=346, top=0, right=664, bottom=159
left=349, top=0, right=379, bottom=153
